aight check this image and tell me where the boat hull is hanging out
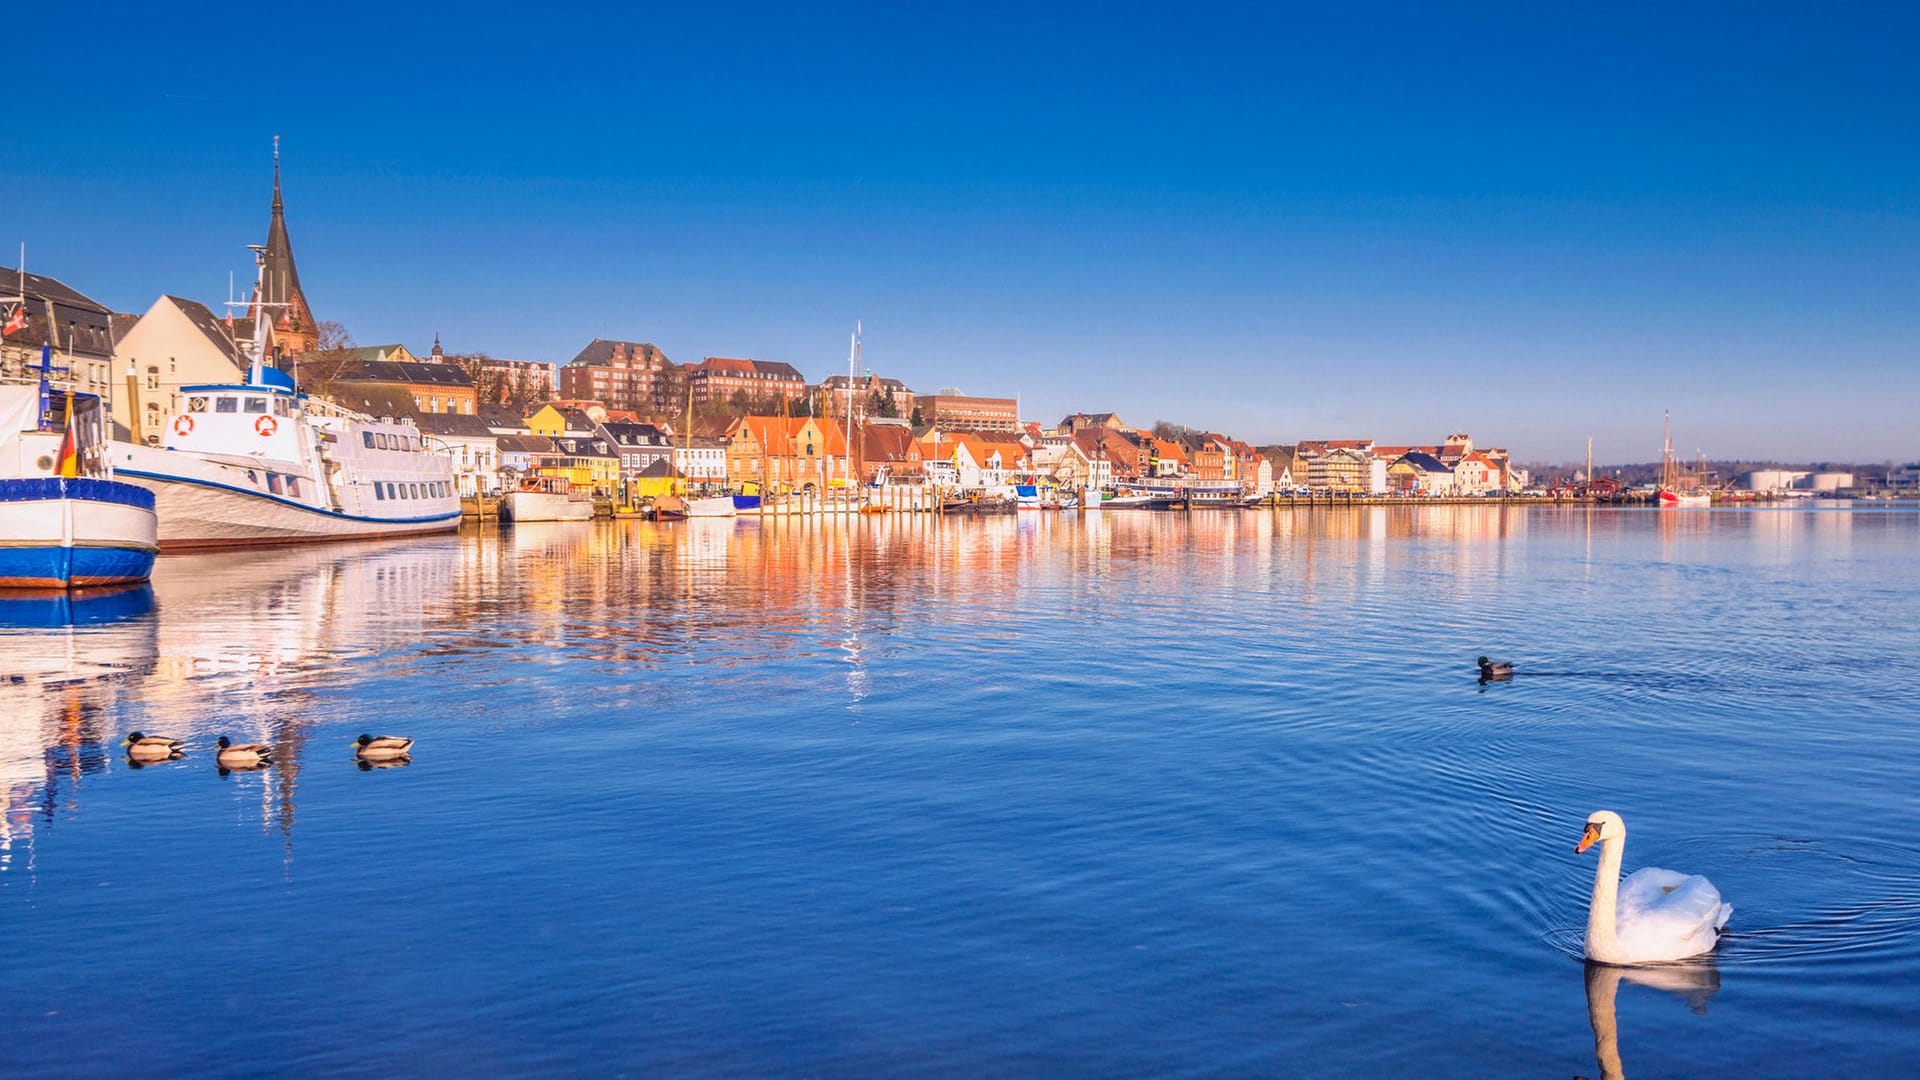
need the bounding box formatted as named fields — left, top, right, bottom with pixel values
left=0, top=478, right=159, bottom=588
left=501, top=491, right=594, bottom=522
left=117, top=470, right=459, bottom=549
left=684, top=496, right=736, bottom=518
left=1658, top=490, right=1711, bottom=508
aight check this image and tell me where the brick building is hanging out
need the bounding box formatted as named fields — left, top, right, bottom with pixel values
left=920, top=392, right=1019, bottom=434
left=559, top=339, right=675, bottom=414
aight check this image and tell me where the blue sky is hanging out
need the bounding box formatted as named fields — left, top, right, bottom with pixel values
left=6, top=4, right=1916, bottom=462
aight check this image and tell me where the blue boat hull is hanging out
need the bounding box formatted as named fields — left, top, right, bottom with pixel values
left=0, top=478, right=160, bottom=589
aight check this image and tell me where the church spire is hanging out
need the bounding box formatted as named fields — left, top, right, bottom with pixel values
left=253, top=136, right=316, bottom=356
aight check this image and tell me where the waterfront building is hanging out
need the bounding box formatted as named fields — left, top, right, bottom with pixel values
left=541, top=434, right=620, bottom=496
left=1887, top=463, right=1920, bottom=490
left=672, top=436, right=729, bottom=488
left=598, top=421, right=677, bottom=484
left=496, top=433, right=559, bottom=478
left=855, top=422, right=924, bottom=484
left=1147, top=437, right=1188, bottom=478
left=526, top=403, right=601, bottom=439
left=410, top=411, right=504, bottom=496
left=724, top=416, right=850, bottom=493
left=0, top=266, right=116, bottom=397
left=1387, top=452, right=1455, bottom=495
left=110, top=295, right=249, bottom=444
left=1073, top=429, right=1146, bottom=483
left=1452, top=452, right=1501, bottom=495
left=325, top=353, right=477, bottom=415
left=559, top=339, right=675, bottom=415
left=920, top=392, right=1020, bottom=434
left=1307, top=446, right=1369, bottom=493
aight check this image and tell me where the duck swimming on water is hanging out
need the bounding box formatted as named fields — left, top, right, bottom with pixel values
left=353, top=734, right=414, bottom=761
left=122, top=732, right=185, bottom=761
left=214, top=736, right=274, bottom=769
left=1477, top=656, right=1514, bottom=680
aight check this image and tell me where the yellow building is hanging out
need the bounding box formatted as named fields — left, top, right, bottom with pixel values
left=535, top=435, right=621, bottom=496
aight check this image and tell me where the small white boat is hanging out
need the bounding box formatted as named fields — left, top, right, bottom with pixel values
left=501, top=476, right=594, bottom=522
left=683, top=495, right=736, bottom=518
left=1, top=370, right=158, bottom=588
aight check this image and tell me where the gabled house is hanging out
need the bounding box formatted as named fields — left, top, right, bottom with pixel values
left=1387, top=451, right=1454, bottom=495
left=543, top=434, right=621, bottom=495
left=857, top=422, right=924, bottom=484
left=111, top=294, right=249, bottom=443
left=725, top=415, right=850, bottom=493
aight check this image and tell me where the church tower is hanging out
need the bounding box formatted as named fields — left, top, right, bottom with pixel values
left=251, top=137, right=319, bottom=358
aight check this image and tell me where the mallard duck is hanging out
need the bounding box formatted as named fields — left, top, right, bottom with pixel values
left=353, top=734, right=414, bottom=761
left=214, top=736, right=274, bottom=768
left=1477, top=655, right=1514, bottom=679
left=121, top=732, right=185, bottom=760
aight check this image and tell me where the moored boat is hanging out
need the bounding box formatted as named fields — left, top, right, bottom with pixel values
left=109, top=249, right=458, bottom=548
left=501, top=476, right=594, bottom=522
left=684, top=495, right=736, bottom=518
left=1, top=361, right=159, bottom=588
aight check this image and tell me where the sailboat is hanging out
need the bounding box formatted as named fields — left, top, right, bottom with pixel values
left=1657, top=413, right=1710, bottom=508
left=677, top=388, right=734, bottom=517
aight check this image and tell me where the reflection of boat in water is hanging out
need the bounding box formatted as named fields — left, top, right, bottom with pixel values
left=2, top=366, right=158, bottom=588
left=941, top=496, right=1017, bottom=516
left=1583, top=960, right=1720, bottom=1080
left=0, top=584, right=156, bottom=629
left=501, top=476, right=594, bottom=522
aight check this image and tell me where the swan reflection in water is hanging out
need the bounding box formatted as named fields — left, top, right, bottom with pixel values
left=1579, top=959, right=1719, bottom=1080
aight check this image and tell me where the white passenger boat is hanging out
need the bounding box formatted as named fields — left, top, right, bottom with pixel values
left=109, top=251, right=458, bottom=549
left=1, top=363, right=159, bottom=587
left=501, top=476, right=594, bottom=522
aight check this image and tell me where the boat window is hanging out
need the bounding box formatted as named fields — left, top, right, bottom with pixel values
left=363, top=432, right=375, bottom=449
left=386, top=482, right=398, bottom=500
left=410, top=483, right=421, bottom=499
left=274, top=398, right=291, bottom=417
left=188, top=396, right=209, bottom=413
left=267, top=474, right=283, bottom=495
left=373, top=482, right=384, bottom=501
left=215, top=397, right=238, bottom=414
left=244, top=397, right=268, bottom=414
left=287, top=477, right=300, bottom=498
left=377, top=433, right=391, bottom=449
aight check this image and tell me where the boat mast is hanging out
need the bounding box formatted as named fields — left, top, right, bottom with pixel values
left=845, top=322, right=858, bottom=491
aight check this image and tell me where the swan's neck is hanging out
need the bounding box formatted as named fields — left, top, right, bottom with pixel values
left=1586, top=833, right=1625, bottom=960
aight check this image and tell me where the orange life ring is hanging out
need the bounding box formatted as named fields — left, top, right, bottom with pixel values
left=255, top=415, right=278, bottom=437
left=172, top=415, right=194, bottom=436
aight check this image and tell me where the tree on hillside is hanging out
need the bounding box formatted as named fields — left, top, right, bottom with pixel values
left=1152, top=420, right=1200, bottom=443
left=909, top=405, right=925, bottom=427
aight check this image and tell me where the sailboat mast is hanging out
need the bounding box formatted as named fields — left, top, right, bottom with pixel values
left=845, top=322, right=859, bottom=490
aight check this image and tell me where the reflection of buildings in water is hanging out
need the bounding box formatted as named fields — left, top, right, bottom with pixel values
left=0, top=588, right=160, bottom=866
left=1583, top=959, right=1720, bottom=1080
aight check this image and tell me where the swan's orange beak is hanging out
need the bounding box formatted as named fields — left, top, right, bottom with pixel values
left=1576, top=823, right=1601, bottom=854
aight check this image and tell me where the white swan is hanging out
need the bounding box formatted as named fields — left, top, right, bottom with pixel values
left=1577, top=810, right=1731, bottom=965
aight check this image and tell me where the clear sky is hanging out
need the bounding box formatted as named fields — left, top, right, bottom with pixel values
left=6, top=4, right=1916, bottom=463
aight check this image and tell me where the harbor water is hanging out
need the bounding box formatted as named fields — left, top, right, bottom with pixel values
left=2, top=505, right=1917, bottom=1077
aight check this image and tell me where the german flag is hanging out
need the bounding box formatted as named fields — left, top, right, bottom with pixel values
left=56, top=417, right=79, bottom=478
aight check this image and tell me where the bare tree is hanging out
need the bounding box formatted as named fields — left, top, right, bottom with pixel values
left=295, top=321, right=358, bottom=399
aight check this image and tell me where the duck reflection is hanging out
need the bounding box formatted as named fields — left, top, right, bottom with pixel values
left=1580, top=959, right=1719, bottom=1080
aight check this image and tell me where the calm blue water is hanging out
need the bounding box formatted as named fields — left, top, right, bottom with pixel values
left=2, top=506, right=1917, bottom=1077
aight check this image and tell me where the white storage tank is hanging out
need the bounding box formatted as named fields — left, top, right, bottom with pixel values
left=1741, top=469, right=1804, bottom=492
left=1804, top=472, right=1853, bottom=492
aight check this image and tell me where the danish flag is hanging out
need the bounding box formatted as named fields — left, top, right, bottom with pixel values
left=1, top=303, right=25, bottom=337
